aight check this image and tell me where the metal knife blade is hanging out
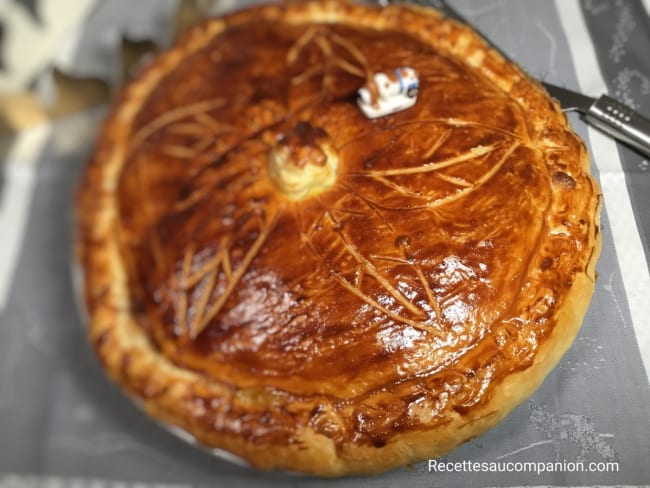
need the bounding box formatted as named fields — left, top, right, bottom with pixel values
left=548, top=86, right=650, bottom=157
left=542, top=83, right=595, bottom=114
left=398, top=0, right=650, bottom=157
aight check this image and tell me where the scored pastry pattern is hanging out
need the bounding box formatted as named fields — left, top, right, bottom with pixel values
left=125, top=29, right=532, bottom=352
left=77, top=4, right=600, bottom=466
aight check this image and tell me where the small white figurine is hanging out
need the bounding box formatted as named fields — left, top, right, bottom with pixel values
left=357, top=67, right=419, bottom=119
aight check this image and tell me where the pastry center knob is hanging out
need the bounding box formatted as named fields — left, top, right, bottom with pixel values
left=268, top=121, right=339, bottom=201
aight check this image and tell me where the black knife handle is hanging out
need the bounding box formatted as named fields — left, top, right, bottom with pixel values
left=585, top=95, right=650, bottom=158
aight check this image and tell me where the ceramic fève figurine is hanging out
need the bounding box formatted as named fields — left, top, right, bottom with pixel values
left=357, top=67, right=419, bottom=118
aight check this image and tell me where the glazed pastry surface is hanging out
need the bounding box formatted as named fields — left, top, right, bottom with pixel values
left=77, top=1, right=601, bottom=476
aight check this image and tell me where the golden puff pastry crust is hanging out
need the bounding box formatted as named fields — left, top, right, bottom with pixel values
left=76, top=1, right=601, bottom=476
